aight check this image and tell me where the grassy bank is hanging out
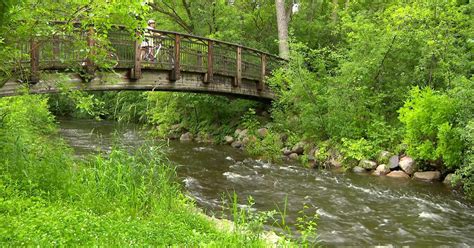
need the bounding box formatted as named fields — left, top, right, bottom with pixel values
left=0, top=95, right=286, bottom=246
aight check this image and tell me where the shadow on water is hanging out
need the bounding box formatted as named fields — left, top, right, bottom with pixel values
left=58, top=119, right=474, bottom=247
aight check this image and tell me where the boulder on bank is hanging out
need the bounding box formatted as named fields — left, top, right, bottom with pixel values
left=289, top=153, right=299, bottom=160
left=373, top=164, right=390, bottom=176
left=234, top=129, right=242, bottom=137
left=224, top=136, right=234, bottom=145
left=238, top=129, right=249, bottom=140
left=413, top=171, right=441, bottom=181
left=257, top=128, right=268, bottom=138
left=399, top=156, right=416, bottom=175
left=231, top=140, right=243, bottom=149
left=353, top=166, right=366, bottom=173
left=386, top=170, right=410, bottom=179
left=180, top=132, right=193, bottom=142
left=291, top=142, right=305, bottom=155
left=359, top=160, right=377, bottom=170
left=388, top=155, right=399, bottom=169
left=443, top=173, right=454, bottom=185
left=443, top=173, right=463, bottom=187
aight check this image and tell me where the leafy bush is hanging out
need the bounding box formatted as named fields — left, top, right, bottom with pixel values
left=454, top=121, right=474, bottom=199
left=246, top=131, right=283, bottom=162
left=398, top=87, right=462, bottom=168
left=340, top=138, right=376, bottom=168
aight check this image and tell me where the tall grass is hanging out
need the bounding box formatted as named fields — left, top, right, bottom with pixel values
left=0, top=95, right=274, bottom=246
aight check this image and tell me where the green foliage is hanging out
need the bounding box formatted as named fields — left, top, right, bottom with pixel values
left=146, top=92, right=260, bottom=140
left=246, top=131, right=283, bottom=162
left=454, top=122, right=474, bottom=199
left=241, top=108, right=260, bottom=131
left=295, top=203, right=318, bottom=246
left=398, top=87, right=462, bottom=168
left=340, top=138, right=376, bottom=168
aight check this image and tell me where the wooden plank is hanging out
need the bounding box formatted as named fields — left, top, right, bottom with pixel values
left=30, top=39, right=40, bottom=83
left=258, top=54, right=266, bottom=91
left=205, top=41, right=213, bottom=84
left=170, top=34, right=181, bottom=81
left=131, top=39, right=142, bottom=80
left=234, top=46, right=242, bottom=87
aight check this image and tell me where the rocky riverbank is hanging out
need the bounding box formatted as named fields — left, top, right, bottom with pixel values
left=172, top=125, right=462, bottom=191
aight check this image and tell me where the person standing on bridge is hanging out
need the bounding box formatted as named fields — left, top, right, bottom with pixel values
left=141, top=19, right=162, bottom=62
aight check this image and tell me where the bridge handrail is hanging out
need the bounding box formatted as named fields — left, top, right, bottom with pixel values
left=12, top=23, right=286, bottom=94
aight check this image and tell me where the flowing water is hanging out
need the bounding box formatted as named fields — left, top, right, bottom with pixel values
left=58, top=119, right=474, bottom=247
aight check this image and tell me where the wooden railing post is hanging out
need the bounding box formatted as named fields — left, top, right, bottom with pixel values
left=205, top=40, right=214, bottom=84
left=30, top=39, right=40, bottom=83
left=258, top=54, right=266, bottom=91
left=131, top=38, right=142, bottom=80
left=85, top=27, right=95, bottom=75
left=234, top=46, right=242, bottom=87
left=52, top=36, right=60, bottom=68
left=170, top=34, right=181, bottom=81
left=197, top=51, right=203, bottom=69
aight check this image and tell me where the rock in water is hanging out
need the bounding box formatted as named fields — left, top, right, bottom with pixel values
left=373, top=164, right=390, bottom=176
left=353, top=166, right=366, bottom=174
left=399, top=156, right=415, bottom=175
left=180, top=132, right=193, bottom=142
left=388, top=155, right=399, bottom=169
left=386, top=170, right=410, bottom=179
left=413, top=171, right=441, bottom=181
left=359, top=160, right=377, bottom=170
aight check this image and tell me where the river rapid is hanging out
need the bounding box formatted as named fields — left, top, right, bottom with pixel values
left=58, top=119, right=474, bottom=247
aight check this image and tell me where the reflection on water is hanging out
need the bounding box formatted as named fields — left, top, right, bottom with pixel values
left=58, top=119, right=474, bottom=246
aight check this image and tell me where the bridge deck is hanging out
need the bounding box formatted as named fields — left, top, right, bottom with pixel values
left=1, top=26, right=284, bottom=100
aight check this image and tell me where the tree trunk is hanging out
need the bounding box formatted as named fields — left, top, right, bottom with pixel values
left=275, top=0, right=289, bottom=59
left=331, top=0, right=339, bottom=24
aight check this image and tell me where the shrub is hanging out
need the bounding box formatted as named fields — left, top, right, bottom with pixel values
left=398, top=87, right=463, bottom=168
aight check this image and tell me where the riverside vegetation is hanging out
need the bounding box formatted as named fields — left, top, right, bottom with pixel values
left=48, top=1, right=473, bottom=199
left=0, top=0, right=472, bottom=244
left=1, top=95, right=324, bottom=246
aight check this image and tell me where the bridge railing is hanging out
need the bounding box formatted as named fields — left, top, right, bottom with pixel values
left=13, top=25, right=286, bottom=93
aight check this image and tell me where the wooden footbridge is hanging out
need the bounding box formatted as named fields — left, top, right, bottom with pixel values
left=0, top=26, right=285, bottom=101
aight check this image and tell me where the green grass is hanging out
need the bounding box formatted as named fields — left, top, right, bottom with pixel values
left=0, top=95, right=276, bottom=246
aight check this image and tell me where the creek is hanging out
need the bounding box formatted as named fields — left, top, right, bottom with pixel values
left=58, top=119, right=474, bottom=246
